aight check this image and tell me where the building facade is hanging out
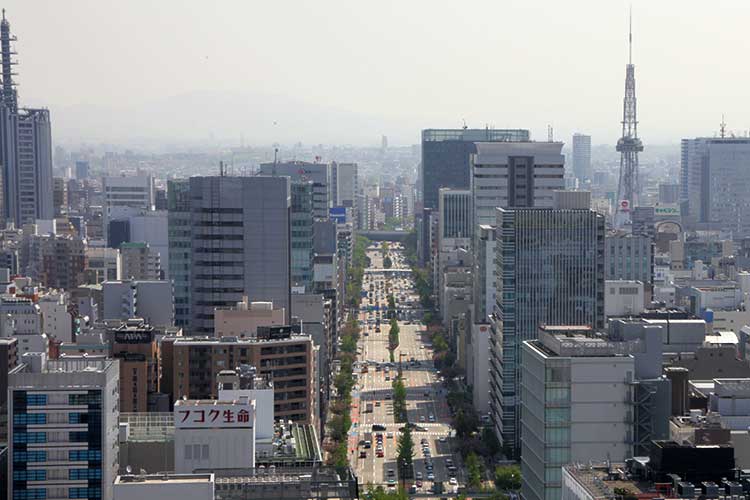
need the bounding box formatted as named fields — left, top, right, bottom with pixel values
left=471, top=141, right=565, bottom=231
left=571, top=133, right=591, bottom=182
left=681, top=137, right=750, bottom=236
left=605, top=231, right=653, bottom=284
left=491, top=206, right=605, bottom=455
left=521, top=327, right=634, bottom=500
left=291, top=181, right=314, bottom=291
left=258, top=161, right=330, bottom=219
left=421, top=128, right=530, bottom=211
left=188, top=176, right=291, bottom=335
left=167, top=179, right=191, bottom=328
left=8, top=355, right=120, bottom=500
left=163, top=331, right=315, bottom=425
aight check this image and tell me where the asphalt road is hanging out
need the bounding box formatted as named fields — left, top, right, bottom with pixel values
left=349, top=244, right=462, bottom=496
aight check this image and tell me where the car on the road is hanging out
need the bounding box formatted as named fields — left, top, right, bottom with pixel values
left=438, top=436, right=447, bottom=443
left=449, top=478, right=458, bottom=486
left=372, top=424, right=386, bottom=431
left=364, top=440, right=371, bottom=448
left=427, top=472, right=435, bottom=481
left=359, top=451, right=367, bottom=458
left=376, top=449, right=384, bottom=458
left=429, top=414, right=435, bottom=422
left=409, top=485, right=417, bottom=494
left=416, top=472, right=423, bottom=480
left=375, top=401, right=381, bottom=407
left=419, top=415, right=425, bottom=422
left=420, top=438, right=428, bottom=445
left=415, top=480, right=422, bottom=488
left=386, top=432, right=394, bottom=438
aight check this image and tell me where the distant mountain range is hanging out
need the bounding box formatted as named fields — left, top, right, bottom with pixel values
left=51, top=89, right=418, bottom=148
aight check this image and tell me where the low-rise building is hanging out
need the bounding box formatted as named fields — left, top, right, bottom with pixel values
left=163, top=329, right=316, bottom=425
left=214, top=299, right=285, bottom=338
left=114, top=473, right=214, bottom=500
left=605, top=280, right=645, bottom=317
left=174, top=398, right=256, bottom=473
left=521, top=326, right=637, bottom=500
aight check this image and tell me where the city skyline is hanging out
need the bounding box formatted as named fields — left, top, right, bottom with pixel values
left=5, top=1, right=750, bottom=146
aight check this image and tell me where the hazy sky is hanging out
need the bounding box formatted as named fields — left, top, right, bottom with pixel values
left=6, top=0, right=750, bottom=147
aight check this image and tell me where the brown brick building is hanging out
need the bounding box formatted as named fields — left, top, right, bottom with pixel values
left=161, top=328, right=316, bottom=425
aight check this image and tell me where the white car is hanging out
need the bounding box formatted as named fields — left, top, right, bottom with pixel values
left=449, top=477, right=458, bottom=485
left=427, top=472, right=435, bottom=481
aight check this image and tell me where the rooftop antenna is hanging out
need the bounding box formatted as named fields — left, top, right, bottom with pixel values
left=547, top=124, right=554, bottom=142
left=720, top=114, right=727, bottom=138
left=272, top=147, right=278, bottom=176
left=628, top=5, right=633, bottom=65
left=219, top=160, right=225, bottom=177
left=462, top=119, right=467, bottom=130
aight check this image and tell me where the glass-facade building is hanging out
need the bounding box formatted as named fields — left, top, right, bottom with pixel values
left=291, top=181, right=314, bottom=291
left=420, top=128, right=530, bottom=211
left=167, top=179, right=191, bottom=327
left=438, top=188, right=472, bottom=240
left=490, top=207, right=605, bottom=456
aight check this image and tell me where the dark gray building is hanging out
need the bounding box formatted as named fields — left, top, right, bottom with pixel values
left=490, top=204, right=605, bottom=456
left=188, top=176, right=291, bottom=335
left=420, top=128, right=529, bottom=211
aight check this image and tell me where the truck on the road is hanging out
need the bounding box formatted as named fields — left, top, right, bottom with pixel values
left=365, top=402, right=374, bottom=413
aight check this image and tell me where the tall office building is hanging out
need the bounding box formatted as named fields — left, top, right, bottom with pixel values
left=291, top=181, right=315, bottom=291
left=421, top=128, right=530, bottom=211
left=188, top=176, right=291, bottom=335
left=330, top=161, right=358, bottom=208
left=680, top=137, right=750, bottom=237
left=75, top=160, right=89, bottom=180
left=8, top=355, right=120, bottom=500
left=438, top=188, right=473, bottom=242
left=0, top=13, right=54, bottom=227
left=471, top=141, right=565, bottom=231
left=258, top=161, right=330, bottom=218
left=167, top=179, right=191, bottom=327
left=490, top=202, right=605, bottom=455
left=571, top=133, right=591, bottom=182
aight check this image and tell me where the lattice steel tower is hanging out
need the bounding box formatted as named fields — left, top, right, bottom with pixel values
left=615, top=10, right=643, bottom=226
left=0, top=9, right=17, bottom=113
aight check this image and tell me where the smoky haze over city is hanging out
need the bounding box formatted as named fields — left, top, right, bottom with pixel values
left=7, top=0, right=750, bottom=147
left=3, top=3, right=750, bottom=500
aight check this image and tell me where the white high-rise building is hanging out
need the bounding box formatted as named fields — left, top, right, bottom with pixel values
left=8, top=354, right=120, bottom=500
left=571, top=133, right=592, bottom=182
left=471, top=141, right=565, bottom=232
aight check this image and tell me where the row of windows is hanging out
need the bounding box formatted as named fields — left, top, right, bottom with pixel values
left=69, top=450, right=102, bottom=461
left=13, top=489, right=46, bottom=500
left=13, top=470, right=46, bottom=481
left=69, top=468, right=102, bottom=480
left=69, top=487, right=102, bottom=499
left=27, top=395, right=47, bottom=406
left=14, top=432, right=46, bottom=444
left=14, top=413, right=46, bottom=425
left=13, top=450, right=47, bottom=462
